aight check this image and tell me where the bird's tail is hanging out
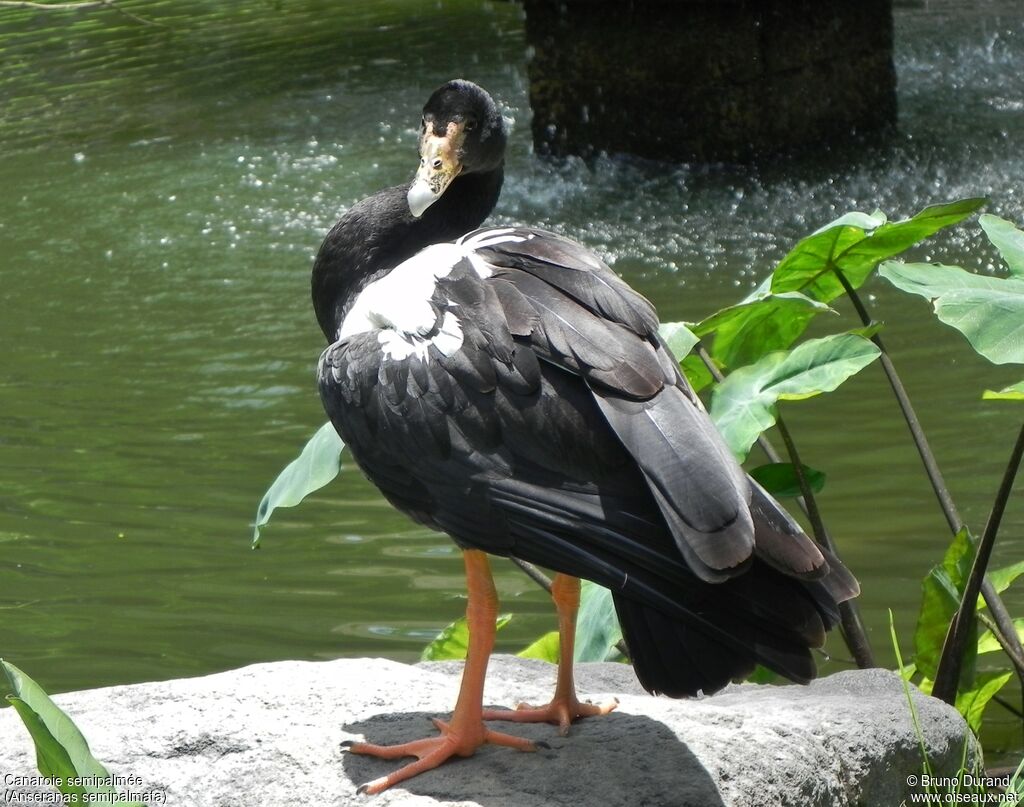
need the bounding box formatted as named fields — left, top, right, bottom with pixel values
left=613, top=529, right=859, bottom=697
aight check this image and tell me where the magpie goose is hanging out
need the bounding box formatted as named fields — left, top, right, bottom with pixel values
left=312, top=80, right=859, bottom=794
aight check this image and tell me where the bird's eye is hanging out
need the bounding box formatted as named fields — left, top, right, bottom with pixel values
left=465, top=119, right=477, bottom=132
left=421, top=117, right=427, bottom=131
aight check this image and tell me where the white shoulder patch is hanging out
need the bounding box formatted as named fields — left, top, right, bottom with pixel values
left=338, top=241, right=493, bottom=361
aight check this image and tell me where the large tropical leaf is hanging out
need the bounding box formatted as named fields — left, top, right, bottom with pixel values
left=878, top=261, right=1024, bottom=365
left=252, top=421, right=345, bottom=547
left=693, top=290, right=833, bottom=370
left=771, top=199, right=985, bottom=302
left=657, top=321, right=699, bottom=360
left=709, top=332, right=881, bottom=460
left=574, top=581, right=623, bottom=663
left=912, top=529, right=976, bottom=683
left=749, top=462, right=826, bottom=498
left=984, top=558, right=1024, bottom=600
left=977, top=618, right=1024, bottom=655
left=2, top=660, right=146, bottom=807
left=955, top=670, right=1013, bottom=733
left=517, top=631, right=561, bottom=663
left=980, top=214, right=1024, bottom=277
left=680, top=353, right=715, bottom=393
left=420, top=615, right=512, bottom=661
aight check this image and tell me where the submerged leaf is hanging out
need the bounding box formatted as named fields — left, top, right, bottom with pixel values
left=878, top=261, right=1024, bottom=365
left=709, top=333, right=880, bottom=460
left=252, top=422, right=345, bottom=546
left=574, top=581, right=623, bottom=663
left=420, top=615, right=512, bottom=661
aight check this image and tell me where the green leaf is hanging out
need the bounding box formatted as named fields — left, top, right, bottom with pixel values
left=983, top=381, right=1024, bottom=401
left=943, top=527, right=976, bottom=589
left=914, top=566, right=962, bottom=681
left=955, top=670, right=1013, bottom=733
left=878, top=261, right=1024, bottom=365
left=517, top=631, right=560, bottom=663
left=985, top=559, right=1024, bottom=600
left=744, top=665, right=779, bottom=684
left=913, top=529, right=976, bottom=682
left=772, top=199, right=985, bottom=302
left=658, top=321, right=699, bottom=359
left=574, top=581, right=623, bottom=662
left=1011, top=757, right=1024, bottom=798
left=693, top=291, right=834, bottom=369
left=420, top=614, right=511, bottom=661
left=848, top=322, right=885, bottom=341
left=709, top=332, right=881, bottom=460
left=980, top=214, right=1024, bottom=277
left=749, top=462, right=825, bottom=498
left=815, top=210, right=891, bottom=231
left=252, top=422, right=345, bottom=547
left=977, top=618, right=1024, bottom=655
left=1, top=660, right=146, bottom=806
left=680, top=354, right=714, bottom=393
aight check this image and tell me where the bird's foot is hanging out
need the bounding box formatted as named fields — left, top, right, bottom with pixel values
left=482, top=694, right=618, bottom=736
left=344, top=717, right=538, bottom=795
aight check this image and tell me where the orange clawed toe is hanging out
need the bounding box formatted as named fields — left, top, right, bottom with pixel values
left=344, top=717, right=541, bottom=795
left=483, top=694, right=618, bottom=736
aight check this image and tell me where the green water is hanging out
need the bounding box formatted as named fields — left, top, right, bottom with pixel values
left=2, top=0, right=1023, bottom=762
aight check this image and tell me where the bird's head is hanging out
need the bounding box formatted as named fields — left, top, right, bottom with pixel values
left=407, top=80, right=507, bottom=218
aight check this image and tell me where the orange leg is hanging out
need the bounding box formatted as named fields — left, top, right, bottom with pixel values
left=344, top=550, right=536, bottom=795
left=482, top=573, right=617, bottom=736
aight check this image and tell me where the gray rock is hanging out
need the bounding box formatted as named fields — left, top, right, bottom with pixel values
left=0, top=656, right=973, bottom=806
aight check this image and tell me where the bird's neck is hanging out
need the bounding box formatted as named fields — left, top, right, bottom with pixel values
left=312, top=166, right=504, bottom=341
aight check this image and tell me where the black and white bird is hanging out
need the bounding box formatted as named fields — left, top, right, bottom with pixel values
left=313, top=80, right=859, bottom=794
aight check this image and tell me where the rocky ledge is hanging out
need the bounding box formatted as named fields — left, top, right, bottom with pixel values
left=0, top=655, right=972, bottom=806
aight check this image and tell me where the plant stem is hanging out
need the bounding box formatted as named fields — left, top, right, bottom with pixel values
left=775, top=413, right=876, bottom=668
left=510, top=558, right=552, bottom=593
left=832, top=268, right=1024, bottom=672
left=774, top=415, right=831, bottom=551
left=696, top=343, right=876, bottom=668
left=833, top=269, right=962, bottom=531
left=992, top=693, right=1024, bottom=721
left=978, top=612, right=1024, bottom=678
left=933, top=421, right=1024, bottom=703
left=509, top=559, right=631, bottom=659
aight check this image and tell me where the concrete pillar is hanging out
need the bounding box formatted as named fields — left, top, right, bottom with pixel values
left=522, top=0, right=897, bottom=162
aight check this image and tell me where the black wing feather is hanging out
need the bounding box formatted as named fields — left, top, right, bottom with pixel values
left=319, top=228, right=858, bottom=696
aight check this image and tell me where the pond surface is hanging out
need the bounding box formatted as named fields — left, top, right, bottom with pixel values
left=1, top=0, right=1023, bottom=763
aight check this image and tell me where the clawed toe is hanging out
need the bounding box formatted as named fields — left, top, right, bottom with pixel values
left=345, top=715, right=536, bottom=794
left=482, top=694, right=618, bottom=734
